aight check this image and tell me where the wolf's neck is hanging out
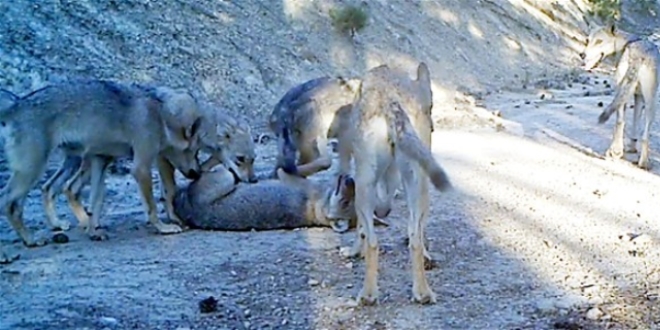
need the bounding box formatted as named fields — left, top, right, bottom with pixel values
left=307, top=182, right=331, bottom=226
left=614, top=30, right=641, bottom=53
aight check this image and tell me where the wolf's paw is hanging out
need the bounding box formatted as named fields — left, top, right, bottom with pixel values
left=412, top=284, right=437, bottom=305
left=357, top=286, right=379, bottom=306
left=605, top=147, right=624, bottom=160
left=155, top=223, right=183, bottom=235
left=23, top=235, right=48, bottom=248
left=0, top=248, right=20, bottom=265
left=340, top=245, right=363, bottom=259
left=88, top=228, right=109, bottom=241
left=638, top=156, right=652, bottom=170
left=50, top=218, right=71, bottom=232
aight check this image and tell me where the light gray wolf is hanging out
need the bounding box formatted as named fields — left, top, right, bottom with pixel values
left=268, top=76, right=361, bottom=177
left=580, top=24, right=660, bottom=169
left=173, top=156, right=389, bottom=232
left=198, top=110, right=257, bottom=183
left=333, top=62, right=452, bottom=306
left=44, top=104, right=258, bottom=234
left=41, top=84, right=206, bottom=236
left=0, top=80, right=204, bottom=245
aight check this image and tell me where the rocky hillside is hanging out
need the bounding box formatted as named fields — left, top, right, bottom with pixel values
left=0, top=0, right=657, bottom=130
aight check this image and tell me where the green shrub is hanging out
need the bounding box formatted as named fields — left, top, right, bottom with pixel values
left=587, top=0, right=622, bottom=23
left=329, top=5, right=368, bottom=36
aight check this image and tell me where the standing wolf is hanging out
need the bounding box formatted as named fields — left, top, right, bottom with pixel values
left=44, top=107, right=257, bottom=234
left=268, top=76, right=361, bottom=176
left=334, top=62, right=452, bottom=306
left=580, top=24, right=660, bottom=169
left=0, top=80, right=204, bottom=246
left=40, top=85, right=206, bottom=236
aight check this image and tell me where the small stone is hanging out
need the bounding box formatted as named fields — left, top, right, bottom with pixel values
left=345, top=262, right=353, bottom=269
left=586, top=307, right=603, bottom=320
left=534, top=299, right=555, bottom=313
left=308, top=279, right=320, bottom=286
left=199, top=296, right=218, bottom=313
left=281, top=319, right=288, bottom=325
left=631, top=233, right=652, bottom=245
left=98, top=316, right=118, bottom=328
left=52, top=232, right=69, bottom=244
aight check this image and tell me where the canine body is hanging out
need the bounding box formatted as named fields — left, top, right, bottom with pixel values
left=334, top=63, right=452, bottom=305
left=41, top=85, right=206, bottom=237
left=268, top=76, right=360, bottom=176
left=173, top=159, right=387, bottom=232
left=44, top=106, right=258, bottom=235
left=580, top=25, right=660, bottom=169
left=0, top=80, right=203, bottom=245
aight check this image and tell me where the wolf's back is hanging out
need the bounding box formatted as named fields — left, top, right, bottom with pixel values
left=175, top=181, right=312, bottom=231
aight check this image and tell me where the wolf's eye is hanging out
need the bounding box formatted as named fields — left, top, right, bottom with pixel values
left=236, top=156, right=246, bottom=164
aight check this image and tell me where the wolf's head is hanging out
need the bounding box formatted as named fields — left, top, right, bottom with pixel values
left=580, top=24, right=625, bottom=71
left=204, top=113, right=258, bottom=183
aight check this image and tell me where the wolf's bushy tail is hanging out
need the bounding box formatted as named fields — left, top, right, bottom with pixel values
left=390, top=102, right=452, bottom=192
left=598, top=64, right=640, bottom=124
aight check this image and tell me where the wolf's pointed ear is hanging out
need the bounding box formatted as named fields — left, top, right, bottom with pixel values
left=187, top=116, right=205, bottom=140
left=416, top=62, right=431, bottom=86
left=341, top=176, right=355, bottom=199
left=0, top=89, right=18, bottom=111
left=607, top=22, right=617, bottom=35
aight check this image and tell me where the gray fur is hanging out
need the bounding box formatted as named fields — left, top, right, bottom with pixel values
left=268, top=76, right=361, bottom=176
left=172, top=164, right=388, bottom=233
left=175, top=180, right=313, bottom=231
left=0, top=79, right=204, bottom=245
left=581, top=24, right=660, bottom=169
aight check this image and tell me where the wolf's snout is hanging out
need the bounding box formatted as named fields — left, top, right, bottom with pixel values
left=579, top=52, right=586, bottom=60
left=186, top=169, right=201, bottom=180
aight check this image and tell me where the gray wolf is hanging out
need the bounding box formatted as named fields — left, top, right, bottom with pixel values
left=198, top=111, right=257, bottom=183
left=43, top=105, right=258, bottom=234
left=174, top=156, right=388, bottom=232
left=41, top=85, right=206, bottom=236
left=334, top=62, right=452, bottom=306
left=268, top=76, right=361, bottom=176
left=580, top=24, right=660, bottom=169
left=0, top=80, right=204, bottom=245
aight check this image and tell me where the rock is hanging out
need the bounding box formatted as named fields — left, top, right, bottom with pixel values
left=534, top=299, right=556, bottom=313
left=308, top=279, right=320, bottom=286
left=98, top=316, right=118, bottom=328
left=199, top=296, right=218, bottom=313
left=585, top=307, right=603, bottom=320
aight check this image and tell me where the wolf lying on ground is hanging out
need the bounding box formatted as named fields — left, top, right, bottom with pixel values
left=173, top=156, right=389, bottom=232
left=580, top=24, right=660, bottom=170
left=268, top=76, right=361, bottom=177
left=0, top=80, right=204, bottom=245
left=334, top=62, right=452, bottom=306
